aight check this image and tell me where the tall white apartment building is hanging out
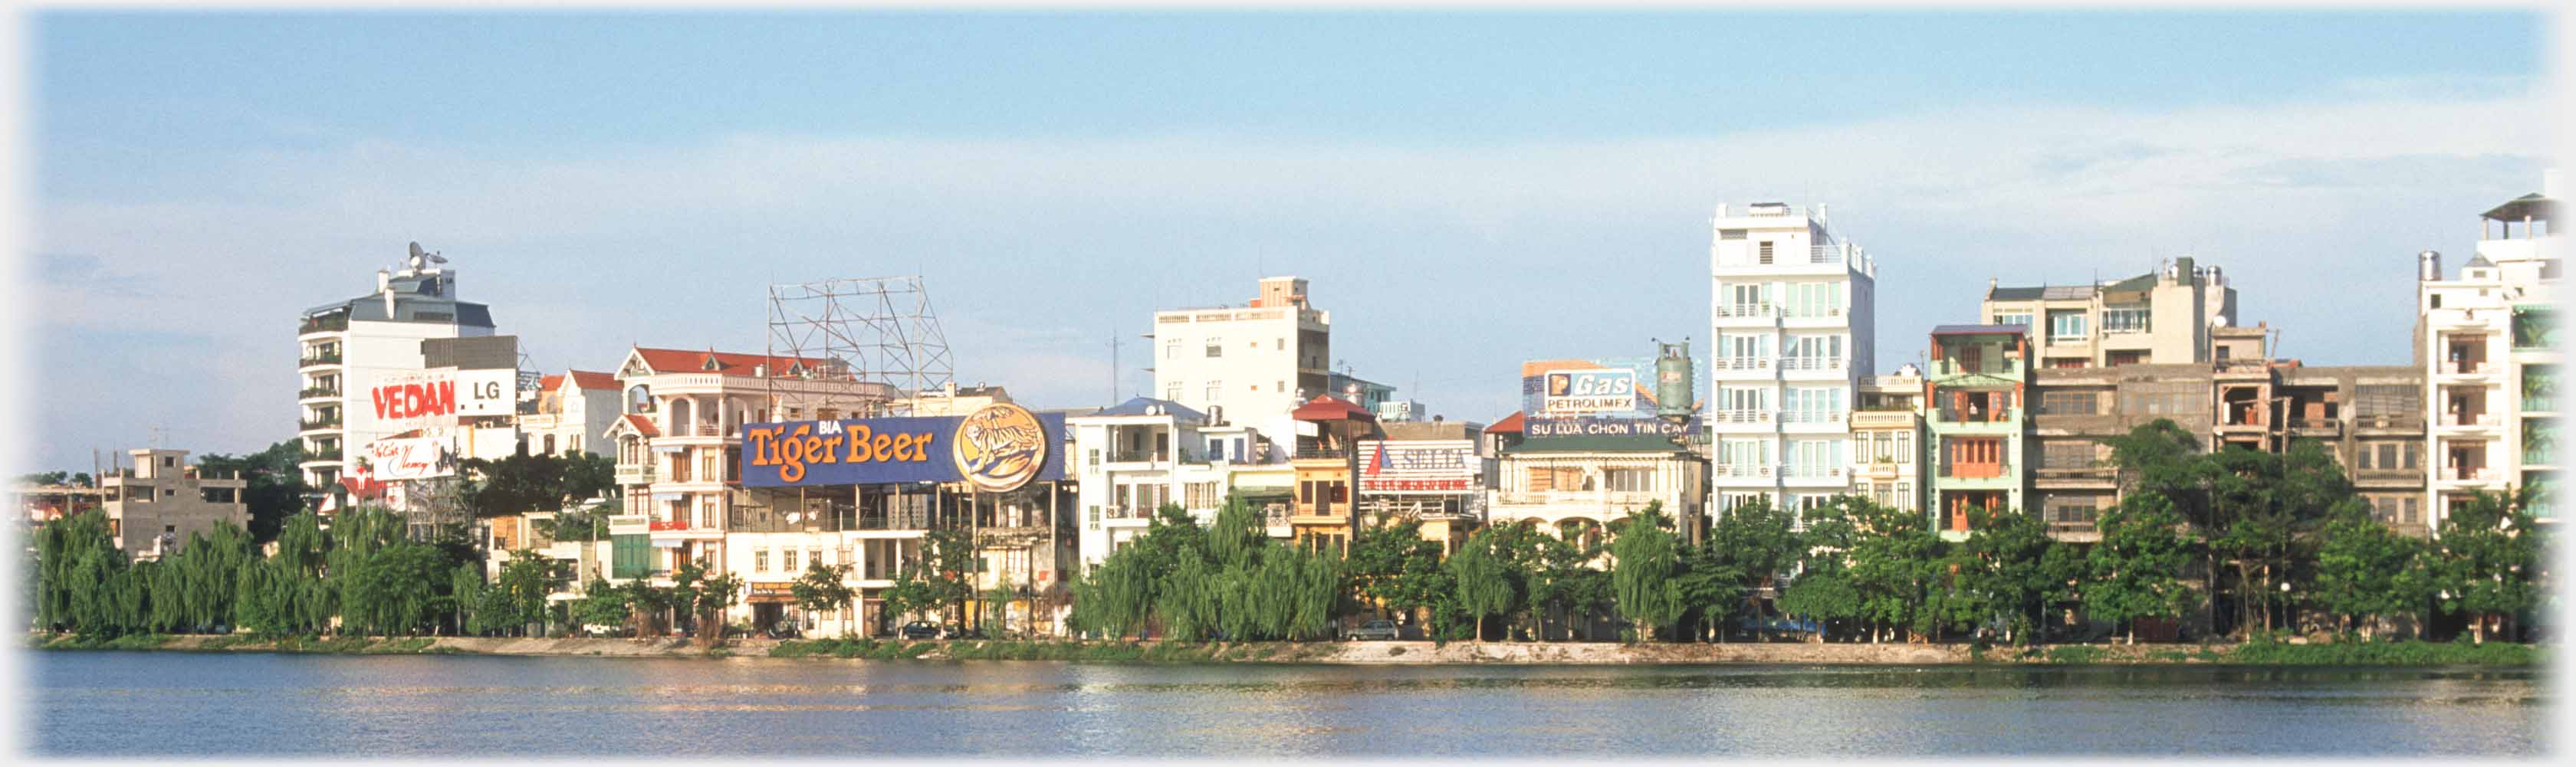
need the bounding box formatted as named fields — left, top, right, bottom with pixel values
left=2418, top=175, right=2561, bottom=528
left=1147, top=277, right=1332, bottom=457
left=297, top=244, right=496, bottom=500
left=1708, top=202, right=1878, bottom=519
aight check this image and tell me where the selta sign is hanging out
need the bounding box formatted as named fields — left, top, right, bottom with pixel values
left=741, top=403, right=1066, bottom=491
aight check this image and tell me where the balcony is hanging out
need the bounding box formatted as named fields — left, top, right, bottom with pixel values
left=1109, top=450, right=1172, bottom=464
left=2441, top=467, right=2499, bottom=483
left=853, top=510, right=935, bottom=531
left=1711, top=409, right=1775, bottom=425
left=298, top=315, right=349, bottom=335
left=647, top=519, right=690, bottom=532
left=1714, top=464, right=1775, bottom=479
left=1781, top=411, right=1848, bottom=427
left=2352, top=413, right=2425, bottom=431
left=1779, top=356, right=1845, bottom=372
left=298, top=352, right=343, bottom=368
left=1940, top=460, right=2013, bottom=480
left=1780, top=466, right=1846, bottom=483
left=2286, top=417, right=2341, bottom=434
left=306, top=448, right=343, bottom=462
left=606, top=514, right=651, bottom=534
left=2442, top=413, right=2501, bottom=429
left=297, top=386, right=342, bottom=401
left=1293, top=447, right=1352, bottom=461
left=1933, top=408, right=2016, bottom=424
left=1715, top=357, right=1774, bottom=372
left=614, top=463, right=659, bottom=485
left=1714, top=303, right=1776, bottom=320
left=298, top=416, right=342, bottom=431
left=1850, top=410, right=1917, bottom=429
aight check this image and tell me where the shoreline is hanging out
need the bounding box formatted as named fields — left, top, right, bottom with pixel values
left=26, top=633, right=2545, bottom=667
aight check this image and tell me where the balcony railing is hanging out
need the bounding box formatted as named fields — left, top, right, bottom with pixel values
left=298, top=352, right=343, bottom=367
left=648, top=519, right=688, bottom=532
left=1779, top=357, right=1844, bottom=371
left=1715, top=464, right=1774, bottom=479
left=1109, top=451, right=1171, bottom=464
left=1934, top=408, right=2016, bottom=424
left=1781, top=411, right=1848, bottom=425
left=2446, top=467, right=2496, bottom=482
left=1781, top=466, right=1845, bottom=480
left=614, top=463, right=658, bottom=485
left=298, top=417, right=342, bottom=431
left=299, top=315, right=348, bottom=334
left=1940, top=460, right=2013, bottom=480
left=607, top=514, right=650, bottom=530
left=2287, top=417, right=2341, bottom=431
left=297, top=386, right=341, bottom=399
left=1713, top=409, right=1774, bottom=424
left=1717, top=357, right=1773, bottom=371
left=1715, top=303, right=1776, bottom=319
left=1781, top=307, right=1845, bottom=320
left=2446, top=413, right=2501, bottom=428
left=307, top=448, right=343, bottom=462
left=1293, top=447, right=1352, bottom=461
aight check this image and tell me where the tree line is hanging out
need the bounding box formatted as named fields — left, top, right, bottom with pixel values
left=1064, top=418, right=2547, bottom=646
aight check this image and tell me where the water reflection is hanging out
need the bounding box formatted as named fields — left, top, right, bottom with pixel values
left=25, top=651, right=2548, bottom=757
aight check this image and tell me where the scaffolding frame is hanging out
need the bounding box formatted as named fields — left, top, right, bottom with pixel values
left=764, top=276, right=956, bottom=415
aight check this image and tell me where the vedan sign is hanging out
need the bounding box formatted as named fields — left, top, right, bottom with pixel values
left=371, top=369, right=516, bottom=428
left=742, top=403, right=1066, bottom=490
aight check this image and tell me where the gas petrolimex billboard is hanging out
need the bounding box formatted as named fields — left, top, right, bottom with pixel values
left=740, top=402, right=1066, bottom=491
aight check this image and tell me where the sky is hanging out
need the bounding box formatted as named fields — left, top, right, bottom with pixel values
left=21, top=10, right=2559, bottom=472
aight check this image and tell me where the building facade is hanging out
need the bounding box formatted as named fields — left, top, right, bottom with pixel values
left=1980, top=257, right=2236, bottom=369
left=1353, top=420, right=1485, bottom=554
left=1149, top=276, right=1332, bottom=454
left=516, top=369, right=621, bottom=458
left=297, top=244, right=498, bottom=500
left=1708, top=202, right=1877, bottom=520
left=97, top=449, right=248, bottom=560
left=2418, top=179, right=2561, bottom=527
left=1851, top=367, right=1927, bottom=520
left=1925, top=325, right=2029, bottom=539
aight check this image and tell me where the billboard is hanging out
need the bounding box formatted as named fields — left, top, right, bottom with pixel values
left=1520, top=357, right=1688, bottom=418
left=742, top=403, right=1066, bottom=490
left=362, top=436, right=457, bottom=481
left=370, top=369, right=517, bottom=429
left=1355, top=439, right=1477, bottom=493
left=1521, top=417, right=1698, bottom=439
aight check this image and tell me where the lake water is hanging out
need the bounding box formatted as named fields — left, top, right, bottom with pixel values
left=22, top=651, right=2550, bottom=756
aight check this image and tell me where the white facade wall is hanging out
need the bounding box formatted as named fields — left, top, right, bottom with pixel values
left=299, top=317, right=491, bottom=489
left=1148, top=286, right=1329, bottom=457
left=2419, top=184, right=2561, bottom=529
left=1707, top=203, right=1877, bottom=516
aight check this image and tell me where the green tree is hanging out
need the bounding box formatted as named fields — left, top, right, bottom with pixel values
left=2085, top=494, right=2198, bottom=644
left=1347, top=516, right=1450, bottom=630
left=1950, top=505, right=2058, bottom=645
left=1842, top=496, right=1941, bottom=643
left=2309, top=506, right=2430, bottom=639
left=1445, top=526, right=1517, bottom=644
left=1608, top=503, right=1685, bottom=641
left=1703, top=496, right=1802, bottom=640
left=196, top=441, right=311, bottom=542
left=570, top=578, right=630, bottom=636
left=2431, top=487, right=2541, bottom=644
left=791, top=562, right=859, bottom=638
left=885, top=526, right=977, bottom=629
left=1779, top=497, right=1865, bottom=642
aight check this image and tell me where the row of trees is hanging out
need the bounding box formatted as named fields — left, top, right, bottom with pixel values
left=1058, top=420, right=2545, bottom=646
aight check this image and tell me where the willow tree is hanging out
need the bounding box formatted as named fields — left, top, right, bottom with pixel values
left=1609, top=503, right=1684, bottom=642
left=1070, top=552, right=1156, bottom=639
left=1446, top=528, right=1515, bottom=644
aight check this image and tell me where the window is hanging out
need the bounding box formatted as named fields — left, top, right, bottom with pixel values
left=1205, top=337, right=1223, bottom=357
left=754, top=549, right=770, bottom=572
left=1853, top=432, right=1875, bottom=463
left=2355, top=385, right=2422, bottom=418
left=1720, top=440, right=1770, bottom=475
left=1276, top=380, right=1285, bottom=392
left=2048, top=310, right=2088, bottom=341
left=1786, top=440, right=1840, bottom=477
left=1893, top=431, right=1912, bottom=463
left=811, top=549, right=825, bottom=567
left=1277, top=338, right=1286, bottom=350
left=2039, top=391, right=2099, bottom=415
left=2102, top=306, right=2151, bottom=333
left=1758, top=241, right=1775, bottom=264
left=1165, top=339, right=1181, bottom=359
left=2045, top=496, right=2104, bottom=525
left=1720, top=229, right=1747, bottom=240
left=1604, top=467, right=1652, bottom=493
left=1205, top=381, right=1221, bottom=402
left=2042, top=441, right=2100, bottom=470
left=1891, top=481, right=1911, bottom=508
left=783, top=548, right=798, bottom=574
left=1992, top=312, right=2033, bottom=329
left=1165, top=382, right=1182, bottom=402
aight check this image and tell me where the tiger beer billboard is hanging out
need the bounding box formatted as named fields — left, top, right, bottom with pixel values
left=740, top=403, right=1066, bottom=490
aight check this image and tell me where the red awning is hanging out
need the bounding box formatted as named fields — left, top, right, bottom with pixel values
left=1290, top=395, right=1375, bottom=422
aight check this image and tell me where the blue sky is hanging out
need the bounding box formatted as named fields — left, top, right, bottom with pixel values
left=25, top=11, right=2555, bottom=470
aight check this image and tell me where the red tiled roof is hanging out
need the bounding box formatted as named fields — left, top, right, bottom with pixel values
left=538, top=374, right=564, bottom=392
left=1291, top=395, right=1375, bottom=422
left=632, top=347, right=840, bottom=378
left=567, top=369, right=619, bottom=390
left=621, top=414, right=660, bottom=438
left=1487, top=411, right=1526, bottom=434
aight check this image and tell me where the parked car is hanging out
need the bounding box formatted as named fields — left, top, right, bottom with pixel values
left=1346, top=619, right=1400, bottom=641
left=899, top=621, right=942, bottom=640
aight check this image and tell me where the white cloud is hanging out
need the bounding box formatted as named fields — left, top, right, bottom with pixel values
left=26, top=87, right=2555, bottom=467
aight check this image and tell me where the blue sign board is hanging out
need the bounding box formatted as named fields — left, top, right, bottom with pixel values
left=740, top=404, right=1066, bottom=490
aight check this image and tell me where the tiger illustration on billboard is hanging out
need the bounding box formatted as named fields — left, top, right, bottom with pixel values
left=952, top=402, right=1048, bottom=493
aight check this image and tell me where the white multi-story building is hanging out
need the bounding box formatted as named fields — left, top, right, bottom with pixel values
left=1148, top=277, right=1331, bottom=457
left=297, top=244, right=497, bottom=499
left=1068, top=398, right=1280, bottom=572
left=1707, top=202, right=1878, bottom=519
left=2418, top=175, right=2561, bottom=528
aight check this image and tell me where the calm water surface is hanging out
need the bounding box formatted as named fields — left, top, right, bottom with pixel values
left=25, top=651, right=2549, bottom=756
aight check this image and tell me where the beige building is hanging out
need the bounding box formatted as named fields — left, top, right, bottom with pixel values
left=2417, top=179, right=2561, bottom=528
left=99, top=449, right=248, bottom=559
left=1850, top=367, right=1927, bottom=518
left=1980, top=256, right=2237, bottom=369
